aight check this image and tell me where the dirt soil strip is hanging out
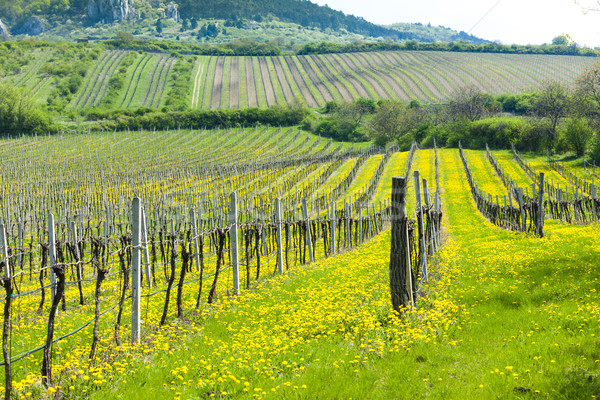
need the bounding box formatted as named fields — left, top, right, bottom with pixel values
left=270, top=57, right=293, bottom=102
left=72, top=50, right=111, bottom=109
left=339, top=54, right=396, bottom=100
left=296, top=56, right=334, bottom=103
left=229, top=57, right=240, bottom=109
left=245, top=57, right=258, bottom=107
left=325, top=54, right=370, bottom=99
left=258, top=57, right=276, bottom=106
left=345, top=53, right=399, bottom=99
left=153, top=57, right=177, bottom=108
left=92, top=51, right=128, bottom=107
left=273, top=57, right=302, bottom=104
left=311, top=55, right=353, bottom=102
left=142, top=55, right=166, bottom=107
left=281, top=57, right=318, bottom=107
left=211, top=56, right=225, bottom=109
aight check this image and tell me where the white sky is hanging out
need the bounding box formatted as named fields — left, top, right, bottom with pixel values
left=311, top=0, right=600, bottom=48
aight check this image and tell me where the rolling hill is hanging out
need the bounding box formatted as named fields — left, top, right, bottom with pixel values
left=2, top=46, right=597, bottom=110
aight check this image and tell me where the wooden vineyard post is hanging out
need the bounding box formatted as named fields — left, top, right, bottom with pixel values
left=0, top=224, right=9, bottom=279
left=389, top=177, right=413, bottom=312
left=131, top=197, right=141, bottom=344
left=538, top=173, right=545, bottom=238
left=275, top=198, right=284, bottom=274
left=592, top=184, right=598, bottom=224
left=422, top=179, right=436, bottom=255
left=230, top=192, right=240, bottom=292
left=345, top=202, right=352, bottom=249
left=1, top=223, right=13, bottom=400
left=330, top=201, right=336, bottom=255
left=191, top=208, right=201, bottom=272
left=517, top=188, right=526, bottom=232
left=141, top=207, right=151, bottom=288
left=414, top=171, right=427, bottom=282
left=302, top=199, right=314, bottom=263
left=358, top=205, right=363, bottom=245
left=47, top=212, right=57, bottom=303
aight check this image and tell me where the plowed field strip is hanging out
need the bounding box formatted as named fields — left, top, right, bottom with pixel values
left=326, top=54, right=371, bottom=98
left=283, top=56, right=321, bottom=106
left=311, top=55, right=354, bottom=101
left=258, top=57, right=277, bottom=106
left=201, top=56, right=217, bottom=110
left=211, top=56, right=225, bottom=109
left=245, top=57, right=258, bottom=107
left=271, top=57, right=294, bottom=103
left=296, top=56, right=334, bottom=103
left=229, top=57, right=240, bottom=109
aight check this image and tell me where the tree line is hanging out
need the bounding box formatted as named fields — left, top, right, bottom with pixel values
left=306, top=62, right=600, bottom=162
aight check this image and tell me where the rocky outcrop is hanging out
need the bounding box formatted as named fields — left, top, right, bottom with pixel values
left=88, top=0, right=135, bottom=22
left=0, top=19, right=10, bottom=36
left=163, top=2, right=179, bottom=22
left=16, top=16, right=45, bottom=36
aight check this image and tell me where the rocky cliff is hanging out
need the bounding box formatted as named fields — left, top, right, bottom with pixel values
left=16, top=16, right=45, bottom=35
left=88, top=0, right=135, bottom=22
left=0, top=19, right=10, bottom=36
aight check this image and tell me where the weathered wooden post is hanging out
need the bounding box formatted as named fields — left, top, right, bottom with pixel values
left=422, top=179, right=436, bottom=255
left=47, top=212, right=57, bottom=303
left=414, top=171, right=427, bottom=282
left=230, top=192, right=240, bottom=292
left=592, top=184, right=598, bottom=224
left=191, top=208, right=201, bottom=272
left=131, top=197, right=141, bottom=344
left=345, top=202, right=352, bottom=249
left=0, top=224, right=9, bottom=279
left=330, top=201, right=336, bottom=255
left=517, top=188, right=526, bottom=232
left=275, top=198, right=284, bottom=274
left=302, top=199, right=314, bottom=263
left=389, top=177, right=413, bottom=312
left=141, top=207, right=151, bottom=288
left=538, top=173, right=545, bottom=238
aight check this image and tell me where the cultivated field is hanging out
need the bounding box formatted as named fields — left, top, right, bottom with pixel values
left=2, top=48, right=597, bottom=110
left=0, top=128, right=599, bottom=399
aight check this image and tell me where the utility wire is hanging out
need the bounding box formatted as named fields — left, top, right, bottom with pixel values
left=468, top=0, right=503, bottom=34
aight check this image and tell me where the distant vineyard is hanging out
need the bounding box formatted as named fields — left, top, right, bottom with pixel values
left=4, top=48, right=598, bottom=110
left=187, top=51, right=598, bottom=109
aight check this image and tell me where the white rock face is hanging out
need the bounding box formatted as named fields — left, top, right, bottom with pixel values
left=88, top=0, right=135, bottom=22
left=164, top=2, right=179, bottom=22
left=0, top=19, right=10, bottom=36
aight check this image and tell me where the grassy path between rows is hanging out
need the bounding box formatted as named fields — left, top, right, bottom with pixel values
left=10, top=149, right=600, bottom=399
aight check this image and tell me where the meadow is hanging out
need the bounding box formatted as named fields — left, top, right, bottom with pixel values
left=0, top=126, right=599, bottom=399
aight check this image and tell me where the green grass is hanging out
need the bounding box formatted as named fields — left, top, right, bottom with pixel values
left=27, top=147, right=598, bottom=400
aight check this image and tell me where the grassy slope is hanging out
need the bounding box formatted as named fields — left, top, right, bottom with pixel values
left=5, top=148, right=600, bottom=399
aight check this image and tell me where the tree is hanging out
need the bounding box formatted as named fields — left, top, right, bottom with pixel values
left=156, top=18, right=163, bottom=34
left=447, top=86, right=498, bottom=122
left=532, top=80, right=570, bottom=143
left=0, top=83, right=51, bottom=135
left=561, top=117, right=594, bottom=156
left=552, top=35, right=568, bottom=45
left=576, top=62, right=600, bottom=110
